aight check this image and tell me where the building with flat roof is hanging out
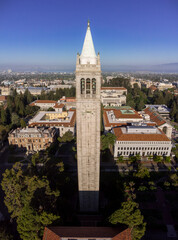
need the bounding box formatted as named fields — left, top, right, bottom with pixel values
left=8, top=127, right=57, bottom=153
left=43, top=226, right=131, bottom=240
left=29, top=109, right=76, bottom=136
left=103, top=106, right=144, bottom=131
left=100, top=87, right=127, bottom=106
left=113, top=124, right=172, bottom=157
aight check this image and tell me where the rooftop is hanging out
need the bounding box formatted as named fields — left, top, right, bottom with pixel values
left=144, top=107, right=166, bottom=126
left=43, top=227, right=131, bottom=240
left=113, top=126, right=170, bottom=142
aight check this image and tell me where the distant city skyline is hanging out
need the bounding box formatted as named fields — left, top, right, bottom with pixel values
left=0, top=0, right=178, bottom=67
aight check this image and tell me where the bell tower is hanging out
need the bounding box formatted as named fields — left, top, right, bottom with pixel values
left=76, top=21, right=101, bottom=212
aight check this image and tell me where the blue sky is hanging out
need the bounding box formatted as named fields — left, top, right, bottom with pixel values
left=0, top=0, right=178, bottom=67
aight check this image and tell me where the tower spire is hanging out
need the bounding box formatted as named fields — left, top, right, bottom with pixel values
left=80, top=20, right=97, bottom=64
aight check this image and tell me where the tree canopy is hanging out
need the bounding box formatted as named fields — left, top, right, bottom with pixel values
left=109, top=201, right=146, bottom=240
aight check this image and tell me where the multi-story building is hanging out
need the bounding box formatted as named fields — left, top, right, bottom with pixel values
left=157, top=82, right=173, bottom=91
left=76, top=21, right=101, bottom=212
left=100, top=87, right=127, bottom=106
left=143, top=107, right=172, bottom=138
left=43, top=227, right=131, bottom=240
left=30, top=100, right=57, bottom=110
left=16, top=87, right=47, bottom=95
left=29, top=109, right=76, bottom=136
left=103, top=106, right=144, bottom=131
left=8, top=127, right=57, bottom=153
left=0, top=86, right=12, bottom=96
left=113, top=124, right=172, bottom=157
left=145, top=104, right=170, bottom=119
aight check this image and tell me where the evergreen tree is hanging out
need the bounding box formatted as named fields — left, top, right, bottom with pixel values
left=11, top=112, right=20, bottom=126
left=1, top=108, right=7, bottom=125
left=20, top=118, right=27, bottom=128
left=109, top=201, right=146, bottom=240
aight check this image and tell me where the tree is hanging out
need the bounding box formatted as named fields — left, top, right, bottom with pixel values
left=109, top=201, right=146, bottom=240
left=134, top=166, right=150, bottom=179
left=101, top=132, right=116, bottom=151
left=20, top=118, right=27, bottom=128
left=1, top=108, right=7, bottom=125
left=17, top=205, right=59, bottom=240
left=58, top=130, right=74, bottom=143
left=1, top=161, right=60, bottom=240
left=11, top=112, right=20, bottom=126
left=47, top=107, right=55, bottom=111
left=0, top=225, right=13, bottom=240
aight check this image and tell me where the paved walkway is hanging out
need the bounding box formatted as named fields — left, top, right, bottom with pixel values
left=156, top=188, right=174, bottom=225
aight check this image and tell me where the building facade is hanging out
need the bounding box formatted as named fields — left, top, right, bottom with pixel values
left=29, top=109, right=76, bottom=136
left=8, top=127, right=57, bottom=153
left=113, top=125, right=172, bottom=157
left=76, top=21, right=101, bottom=212
left=100, top=87, right=127, bottom=106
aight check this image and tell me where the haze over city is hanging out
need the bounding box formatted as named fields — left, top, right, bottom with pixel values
left=0, top=0, right=178, bottom=72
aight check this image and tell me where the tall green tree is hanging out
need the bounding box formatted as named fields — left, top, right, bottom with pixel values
left=11, top=112, right=20, bottom=126
left=109, top=201, right=146, bottom=240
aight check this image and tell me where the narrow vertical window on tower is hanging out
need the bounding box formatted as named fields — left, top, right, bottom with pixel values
left=86, top=78, right=90, bottom=94
left=92, top=78, right=96, bottom=94
left=81, top=78, right=85, bottom=94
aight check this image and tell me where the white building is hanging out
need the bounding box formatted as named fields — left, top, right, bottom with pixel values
left=100, top=87, right=127, bottom=106
left=28, top=109, right=76, bottom=136
left=30, top=100, right=57, bottom=110
left=157, top=82, right=173, bottom=91
left=113, top=124, right=172, bottom=157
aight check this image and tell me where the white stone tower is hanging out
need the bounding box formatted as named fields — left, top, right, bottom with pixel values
left=76, top=21, right=101, bottom=212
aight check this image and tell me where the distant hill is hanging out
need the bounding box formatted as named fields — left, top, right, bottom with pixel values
left=102, top=63, right=178, bottom=73
left=0, top=63, right=178, bottom=73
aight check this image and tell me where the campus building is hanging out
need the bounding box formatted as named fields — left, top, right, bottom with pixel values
left=43, top=227, right=131, bottom=240
left=29, top=109, right=76, bottom=136
left=144, top=104, right=170, bottom=119
left=100, top=87, right=127, bottom=106
left=113, top=124, right=172, bottom=157
left=8, top=127, right=57, bottom=153
left=30, top=100, right=57, bottom=110
left=143, top=107, right=172, bottom=138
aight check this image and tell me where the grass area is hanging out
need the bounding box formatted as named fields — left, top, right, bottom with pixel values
left=8, top=155, right=25, bottom=163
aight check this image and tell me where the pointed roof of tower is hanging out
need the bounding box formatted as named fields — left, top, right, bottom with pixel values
left=80, top=20, right=97, bottom=65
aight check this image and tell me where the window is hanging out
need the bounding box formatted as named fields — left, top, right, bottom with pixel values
left=92, top=78, right=96, bottom=94
left=86, top=78, right=90, bottom=94
left=81, top=78, right=85, bottom=94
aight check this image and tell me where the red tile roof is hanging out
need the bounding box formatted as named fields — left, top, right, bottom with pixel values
left=0, top=95, right=7, bottom=101
left=43, top=227, right=131, bottom=240
left=35, top=100, right=57, bottom=103
left=101, top=87, right=127, bottom=91
left=113, top=127, right=170, bottom=142
left=103, top=108, right=142, bottom=128
left=54, top=103, right=65, bottom=108
left=144, top=107, right=166, bottom=126
left=149, top=85, right=157, bottom=91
